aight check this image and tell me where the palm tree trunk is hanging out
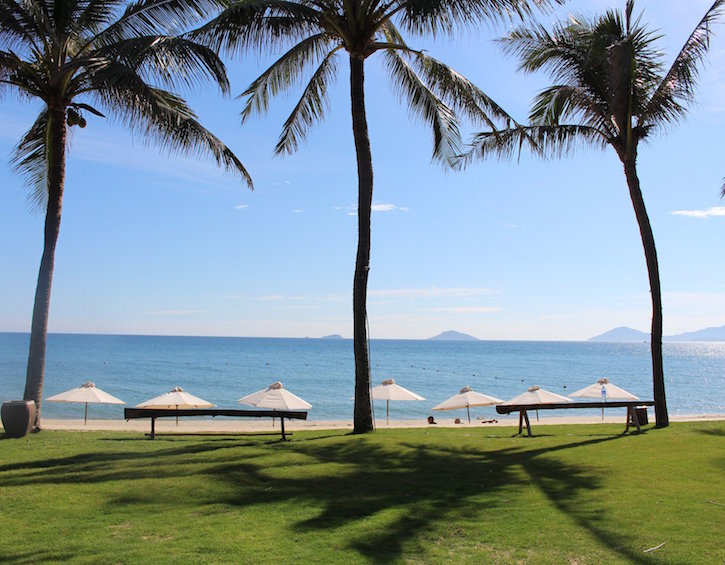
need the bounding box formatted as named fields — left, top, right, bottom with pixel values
left=350, top=53, right=374, bottom=434
left=623, top=158, right=668, bottom=427
left=24, top=106, right=67, bottom=430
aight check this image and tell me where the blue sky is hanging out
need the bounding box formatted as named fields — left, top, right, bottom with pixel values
left=1, top=0, right=724, bottom=340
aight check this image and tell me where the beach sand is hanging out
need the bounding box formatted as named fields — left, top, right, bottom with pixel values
left=39, top=412, right=725, bottom=434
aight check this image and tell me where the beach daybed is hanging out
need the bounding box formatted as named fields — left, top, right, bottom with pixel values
left=495, top=400, right=655, bottom=437
left=124, top=407, right=308, bottom=440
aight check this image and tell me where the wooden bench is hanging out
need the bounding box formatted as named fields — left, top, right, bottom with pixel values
left=495, top=400, right=655, bottom=437
left=124, top=408, right=308, bottom=440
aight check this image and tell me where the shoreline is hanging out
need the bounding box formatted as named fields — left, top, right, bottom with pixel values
left=38, top=412, right=725, bottom=433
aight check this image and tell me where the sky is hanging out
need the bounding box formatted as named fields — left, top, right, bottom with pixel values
left=1, top=0, right=724, bottom=341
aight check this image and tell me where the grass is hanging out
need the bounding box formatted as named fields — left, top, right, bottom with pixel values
left=1, top=421, right=724, bottom=564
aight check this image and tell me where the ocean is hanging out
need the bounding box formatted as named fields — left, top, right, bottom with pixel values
left=1, top=332, right=724, bottom=421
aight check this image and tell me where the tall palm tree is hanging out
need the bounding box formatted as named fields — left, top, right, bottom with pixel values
left=1, top=0, right=253, bottom=430
left=193, top=0, right=552, bottom=433
left=466, top=0, right=724, bottom=427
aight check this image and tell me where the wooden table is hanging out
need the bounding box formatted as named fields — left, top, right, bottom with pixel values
left=124, top=407, right=308, bottom=440
left=495, top=400, right=655, bottom=437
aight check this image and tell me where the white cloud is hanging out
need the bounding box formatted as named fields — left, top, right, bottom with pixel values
left=146, top=309, right=206, bottom=316
left=292, top=209, right=303, bottom=213
left=369, top=287, right=498, bottom=299
left=428, top=306, right=502, bottom=314
left=671, top=206, right=725, bottom=218
left=256, top=295, right=286, bottom=302
left=251, top=294, right=326, bottom=302
left=235, top=204, right=249, bottom=210
left=342, top=203, right=408, bottom=215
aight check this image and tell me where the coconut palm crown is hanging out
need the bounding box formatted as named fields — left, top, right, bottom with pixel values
left=1, top=0, right=252, bottom=429
left=193, top=0, right=554, bottom=433
left=466, top=0, right=724, bottom=427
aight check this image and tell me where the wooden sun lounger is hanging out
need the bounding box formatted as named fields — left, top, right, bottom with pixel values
left=495, top=400, right=655, bottom=437
left=124, top=407, right=308, bottom=440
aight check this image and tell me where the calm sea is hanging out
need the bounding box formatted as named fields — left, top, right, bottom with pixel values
left=1, top=333, right=723, bottom=421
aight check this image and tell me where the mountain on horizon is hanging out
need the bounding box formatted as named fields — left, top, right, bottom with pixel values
left=589, top=324, right=725, bottom=342
left=667, top=324, right=725, bottom=342
left=589, top=327, right=650, bottom=342
left=428, top=330, right=479, bottom=341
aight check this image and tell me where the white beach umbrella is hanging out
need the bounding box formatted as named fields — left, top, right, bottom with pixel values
left=569, top=378, right=639, bottom=420
left=237, top=381, right=312, bottom=410
left=47, top=381, right=125, bottom=424
left=500, top=385, right=573, bottom=406
left=432, top=386, right=504, bottom=423
left=500, top=385, right=572, bottom=423
left=569, top=378, right=639, bottom=401
left=371, top=378, right=425, bottom=424
left=137, top=386, right=214, bottom=425
left=137, top=386, right=214, bottom=409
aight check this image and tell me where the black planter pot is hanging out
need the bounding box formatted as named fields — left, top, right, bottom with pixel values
left=1, top=400, right=36, bottom=438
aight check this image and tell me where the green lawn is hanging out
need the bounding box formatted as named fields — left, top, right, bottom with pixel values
left=1, top=422, right=723, bottom=564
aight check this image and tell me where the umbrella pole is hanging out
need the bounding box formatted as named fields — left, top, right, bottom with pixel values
left=602, top=407, right=604, bottom=421
left=84, top=403, right=88, bottom=425
left=386, top=400, right=389, bottom=425
left=467, top=406, right=470, bottom=424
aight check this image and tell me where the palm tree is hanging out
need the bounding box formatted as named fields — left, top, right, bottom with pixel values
left=193, top=0, right=552, bottom=433
left=1, top=0, right=252, bottom=430
left=466, top=0, right=724, bottom=427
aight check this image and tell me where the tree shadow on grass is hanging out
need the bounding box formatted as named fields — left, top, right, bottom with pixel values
left=209, top=433, right=649, bottom=562
left=0, top=430, right=654, bottom=563
left=697, top=427, right=725, bottom=437
left=0, top=436, right=271, bottom=486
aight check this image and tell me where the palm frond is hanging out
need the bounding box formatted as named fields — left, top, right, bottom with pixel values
left=10, top=109, right=49, bottom=208
left=90, top=0, right=230, bottom=49
left=464, top=124, right=605, bottom=165
left=0, top=49, right=46, bottom=99
left=144, top=90, right=254, bottom=187
left=274, top=46, right=340, bottom=155
left=383, top=48, right=461, bottom=166
left=240, top=32, right=333, bottom=122
left=0, top=0, right=44, bottom=50
left=190, top=0, right=321, bottom=56
left=399, top=0, right=557, bottom=37
left=641, top=0, right=725, bottom=127
left=76, top=0, right=128, bottom=36
left=404, top=48, right=517, bottom=130
left=378, top=16, right=406, bottom=46
left=500, top=21, right=605, bottom=90
left=91, top=61, right=252, bottom=186
left=89, top=36, right=230, bottom=94
left=529, top=84, right=613, bottom=138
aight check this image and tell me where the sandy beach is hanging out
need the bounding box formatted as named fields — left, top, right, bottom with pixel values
left=39, top=412, right=725, bottom=433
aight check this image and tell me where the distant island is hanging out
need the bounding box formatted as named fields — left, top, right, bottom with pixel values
left=589, top=327, right=650, bottom=342
left=321, top=334, right=345, bottom=340
left=427, top=330, right=479, bottom=341
left=589, top=324, right=725, bottom=342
